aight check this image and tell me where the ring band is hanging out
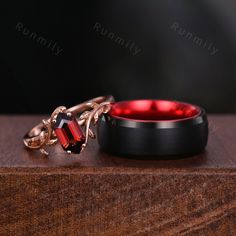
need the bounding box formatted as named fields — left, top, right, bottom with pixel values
left=23, top=95, right=114, bottom=155
left=97, top=99, right=208, bottom=157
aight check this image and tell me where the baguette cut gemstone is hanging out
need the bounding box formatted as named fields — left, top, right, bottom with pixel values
left=54, top=113, right=85, bottom=153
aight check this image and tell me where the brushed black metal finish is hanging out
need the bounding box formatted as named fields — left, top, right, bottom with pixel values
left=97, top=109, right=208, bottom=158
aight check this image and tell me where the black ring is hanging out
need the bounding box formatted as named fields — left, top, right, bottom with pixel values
left=97, top=100, right=208, bottom=158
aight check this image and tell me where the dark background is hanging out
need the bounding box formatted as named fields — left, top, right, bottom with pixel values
left=1, top=0, right=236, bottom=114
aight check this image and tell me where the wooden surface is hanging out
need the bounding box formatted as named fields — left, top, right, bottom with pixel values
left=0, top=115, right=236, bottom=235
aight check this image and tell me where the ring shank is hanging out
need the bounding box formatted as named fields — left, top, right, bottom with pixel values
left=67, top=95, right=114, bottom=115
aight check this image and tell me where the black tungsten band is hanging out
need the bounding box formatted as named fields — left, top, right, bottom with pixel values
left=97, top=100, right=208, bottom=158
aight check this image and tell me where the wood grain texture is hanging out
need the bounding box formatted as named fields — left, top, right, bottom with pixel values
left=0, top=115, right=236, bottom=235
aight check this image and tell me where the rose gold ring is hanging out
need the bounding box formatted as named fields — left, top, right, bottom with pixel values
left=23, top=95, right=115, bottom=156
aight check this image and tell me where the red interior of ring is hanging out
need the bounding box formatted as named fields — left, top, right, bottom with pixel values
left=109, top=100, right=201, bottom=122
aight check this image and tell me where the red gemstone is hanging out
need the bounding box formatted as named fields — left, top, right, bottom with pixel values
left=54, top=113, right=85, bottom=153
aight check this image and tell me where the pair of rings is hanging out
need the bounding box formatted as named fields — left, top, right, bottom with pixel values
left=24, top=96, right=208, bottom=157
